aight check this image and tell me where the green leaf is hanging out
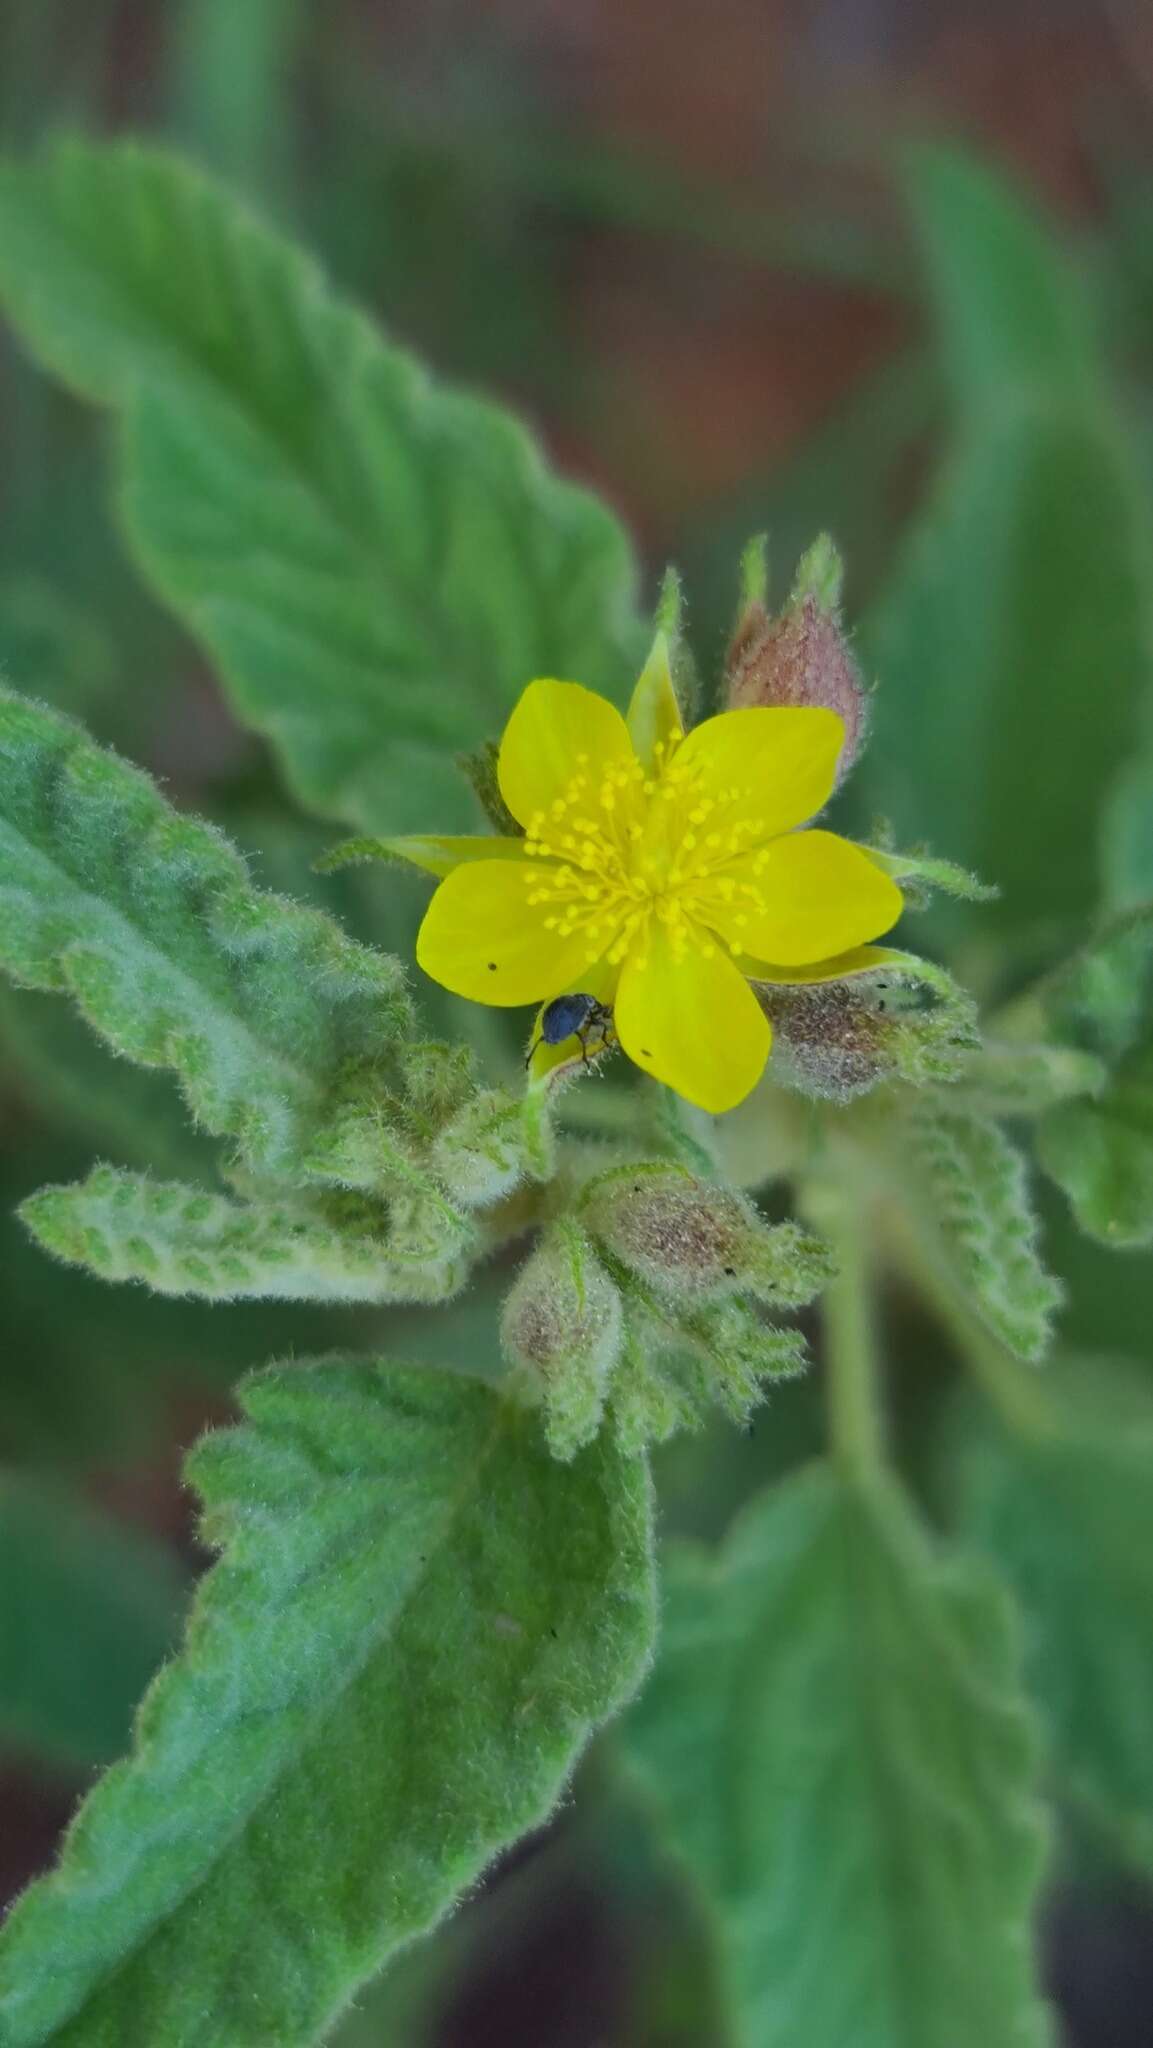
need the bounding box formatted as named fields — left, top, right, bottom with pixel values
left=862, top=145, right=1153, bottom=936
left=1039, top=901, right=1153, bottom=1063
left=0, top=687, right=410, bottom=1175
left=0, top=1478, right=183, bottom=1771
left=1032, top=903, right=1153, bottom=1245
left=952, top=1356, right=1153, bottom=1873
left=22, top=1166, right=472, bottom=1303
left=902, top=1105, right=1062, bottom=1360
left=900, top=143, right=1096, bottom=397
left=0, top=1357, right=656, bottom=2047
left=626, top=1463, right=1052, bottom=2048
left=1036, top=1049, right=1153, bottom=1247
left=0, top=139, right=645, bottom=835
left=1102, top=751, right=1153, bottom=910
left=951, top=1040, right=1106, bottom=1119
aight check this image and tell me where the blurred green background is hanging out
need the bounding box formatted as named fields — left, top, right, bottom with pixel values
left=3, top=2, right=1153, bottom=2042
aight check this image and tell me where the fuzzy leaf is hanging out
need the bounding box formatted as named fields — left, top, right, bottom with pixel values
left=21, top=1167, right=472, bottom=1304
left=1034, top=904, right=1153, bottom=1245
left=0, top=688, right=409, bottom=1175
left=0, top=139, right=645, bottom=834
left=1040, top=902, right=1153, bottom=1063
left=1037, top=1052, right=1153, bottom=1248
left=0, top=1479, right=183, bottom=1771
left=903, top=1105, right=1062, bottom=1360
left=862, top=146, right=1153, bottom=936
left=953, top=1357, right=1153, bottom=1873
left=950, top=1041, right=1106, bottom=1120
left=0, top=1358, right=655, bottom=2047
left=625, top=1464, right=1052, bottom=2048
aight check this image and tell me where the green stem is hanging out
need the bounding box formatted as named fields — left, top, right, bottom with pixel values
left=652, top=1084, right=718, bottom=1178
left=884, top=1203, right=1057, bottom=1443
left=808, top=1171, right=886, bottom=1480
left=556, top=1086, right=647, bottom=1139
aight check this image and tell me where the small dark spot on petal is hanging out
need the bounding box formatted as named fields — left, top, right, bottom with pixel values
left=487, top=962, right=497, bottom=971
left=641, top=1047, right=652, bottom=1056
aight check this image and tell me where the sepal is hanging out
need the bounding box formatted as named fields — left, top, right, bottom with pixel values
left=501, top=1222, right=624, bottom=1460
left=862, top=843, right=997, bottom=907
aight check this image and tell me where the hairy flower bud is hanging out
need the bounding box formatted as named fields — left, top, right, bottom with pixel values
left=580, top=1163, right=754, bottom=1300
left=726, top=594, right=867, bottom=785
left=755, top=978, right=894, bottom=1103
left=430, top=1088, right=527, bottom=1207
left=500, top=1223, right=623, bottom=1460
left=754, top=962, right=980, bottom=1103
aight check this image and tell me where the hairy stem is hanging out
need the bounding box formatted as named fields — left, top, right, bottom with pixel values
left=806, top=1162, right=886, bottom=1479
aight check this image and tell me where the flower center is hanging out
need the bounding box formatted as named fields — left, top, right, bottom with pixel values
left=522, top=739, right=773, bottom=968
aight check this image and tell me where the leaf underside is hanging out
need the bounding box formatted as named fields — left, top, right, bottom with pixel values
left=903, top=1105, right=1062, bottom=1360
left=21, top=1167, right=472, bottom=1304
left=0, top=687, right=408, bottom=1177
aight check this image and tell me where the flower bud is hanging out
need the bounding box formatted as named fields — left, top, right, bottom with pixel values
left=579, top=1163, right=765, bottom=1302
left=755, top=978, right=893, bottom=1103
left=754, top=963, right=979, bottom=1104
left=726, top=537, right=867, bottom=786
left=726, top=595, right=867, bottom=785
left=430, top=1088, right=527, bottom=1207
left=500, top=1223, right=623, bottom=1460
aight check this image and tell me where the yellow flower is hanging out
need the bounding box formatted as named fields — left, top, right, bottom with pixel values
left=389, top=640, right=903, bottom=1114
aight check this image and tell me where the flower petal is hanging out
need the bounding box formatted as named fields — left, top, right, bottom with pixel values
left=416, top=860, right=599, bottom=1005
left=626, top=631, right=684, bottom=773
left=671, top=705, right=843, bottom=841
left=701, top=830, right=902, bottom=965
left=736, top=943, right=904, bottom=984
left=615, top=922, right=771, bottom=1114
left=363, top=833, right=528, bottom=879
left=497, top=679, right=635, bottom=828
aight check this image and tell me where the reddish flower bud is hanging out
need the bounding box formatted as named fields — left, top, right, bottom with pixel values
left=725, top=594, right=868, bottom=786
